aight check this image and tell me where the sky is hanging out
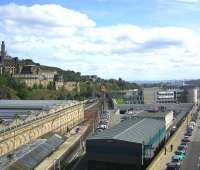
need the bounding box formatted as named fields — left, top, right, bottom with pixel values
left=1, top=0, right=200, bottom=81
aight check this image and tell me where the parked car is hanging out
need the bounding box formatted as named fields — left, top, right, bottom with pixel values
left=166, top=162, right=180, bottom=170
left=172, top=156, right=181, bottom=165
left=178, top=144, right=188, bottom=151
left=182, top=136, right=191, bottom=143
left=172, top=126, right=177, bottom=132
left=172, top=154, right=184, bottom=161
left=177, top=145, right=187, bottom=152
left=185, top=131, right=192, bottom=136
left=98, top=124, right=108, bottom=129
left=187, top=127, right=193, bottom=133
left=175, top=150, right=186, bottom=156
left=173, top=151, right=185, bottom=161
left=180, top=142, right=188, bottom=148
left=177, top=146, right=187, bottom=154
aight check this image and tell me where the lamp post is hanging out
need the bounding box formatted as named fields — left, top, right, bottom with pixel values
left=142, top=141, right=145, bottom=166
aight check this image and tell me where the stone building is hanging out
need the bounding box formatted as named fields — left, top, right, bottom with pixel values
left=13, top=65, right=58, bottom=88
left=0, top=41, right=80, bottom=92
left=0, top=41, right=21, bottom=75
left=0, top=100, right=84, bottom=156
left=54, top=74, right=80, bottom=92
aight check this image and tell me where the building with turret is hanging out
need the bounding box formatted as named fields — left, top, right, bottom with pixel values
left=0, top=41, right=80, bottom=92
left=0, top=41, right=21, bottom=75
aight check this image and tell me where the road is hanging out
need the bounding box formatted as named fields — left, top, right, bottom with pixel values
left=181, top=111, right=200, bottom=170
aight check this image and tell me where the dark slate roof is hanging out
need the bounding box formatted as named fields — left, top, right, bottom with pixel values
left=88, top=118, right=165, bottom=144
left=6, top=134, right=63, bottom=170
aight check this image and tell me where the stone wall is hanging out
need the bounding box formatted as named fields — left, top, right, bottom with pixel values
left=0, top=103, right=84, bottom=156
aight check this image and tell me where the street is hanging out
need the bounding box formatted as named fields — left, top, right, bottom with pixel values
left=181, top=111, right=200, bottom=170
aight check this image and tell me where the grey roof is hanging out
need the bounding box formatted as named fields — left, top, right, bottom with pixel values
left=0, top=100, right=80, bottom=122
left=6, top=134, right=63, bottom=170
left=119, top=103, right=193, bottom=111
left=134, top=110, right=171, bottom=118
left=88, top=118, right=165, bottom=144
left=0, top=100, right=77, bottom=110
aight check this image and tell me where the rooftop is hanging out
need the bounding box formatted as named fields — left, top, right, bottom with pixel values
left=0, top=100, right=81, bottom=130
left=0, top=134, right=63, bottom=170
left=88, top=118, right=165, bottom=145
left=119, top=103, right=193, bottom=112
left=134, top=110, right=172, bottom=118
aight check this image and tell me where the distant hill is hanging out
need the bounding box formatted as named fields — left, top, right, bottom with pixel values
left=185, top=79, right=200, bottom=86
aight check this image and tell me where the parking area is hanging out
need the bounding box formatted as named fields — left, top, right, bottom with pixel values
left=150, top=106, right=197, bottom=170
left=95, top=110, right=111, bottom=133
left=166, top=112, right=199, bottom=170
left=180, top=111, right=200, bottom=170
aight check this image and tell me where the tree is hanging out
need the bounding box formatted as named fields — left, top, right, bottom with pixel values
left=47, top=81, right=54, bottom=90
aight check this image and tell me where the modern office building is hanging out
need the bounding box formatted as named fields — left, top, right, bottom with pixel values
left=112, top=89, right=144, bottom=105
left=155, top=89, right=185, bottom=103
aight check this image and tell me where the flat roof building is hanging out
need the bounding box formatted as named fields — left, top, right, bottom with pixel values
left=133, top=110, right=174, bottom=130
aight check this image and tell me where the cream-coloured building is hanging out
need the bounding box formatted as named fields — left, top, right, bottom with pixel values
left=134, top=110, right=174, bottom=130
left=13, top=66, right=58, bottom=88
left=55, top=81, right=80, bottom=91
left=0, top=100, right=84, bottom=156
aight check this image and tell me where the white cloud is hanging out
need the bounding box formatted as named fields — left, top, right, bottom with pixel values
left=0, top=3, right=200, bottom=80
left=176, top=0, right=199, bottom=3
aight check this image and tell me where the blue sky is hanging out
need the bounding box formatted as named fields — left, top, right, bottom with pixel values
left=1, top=0, right=200, bottom=27
left=0, top=0, right=200, bottom=80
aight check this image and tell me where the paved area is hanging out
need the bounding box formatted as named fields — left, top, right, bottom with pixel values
left=181, top=111, right=200, bottom=170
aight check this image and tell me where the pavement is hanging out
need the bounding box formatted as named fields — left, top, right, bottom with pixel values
left=181, top=111, right=200, bottom=170
left=148, top=106, right=197, bottom=170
